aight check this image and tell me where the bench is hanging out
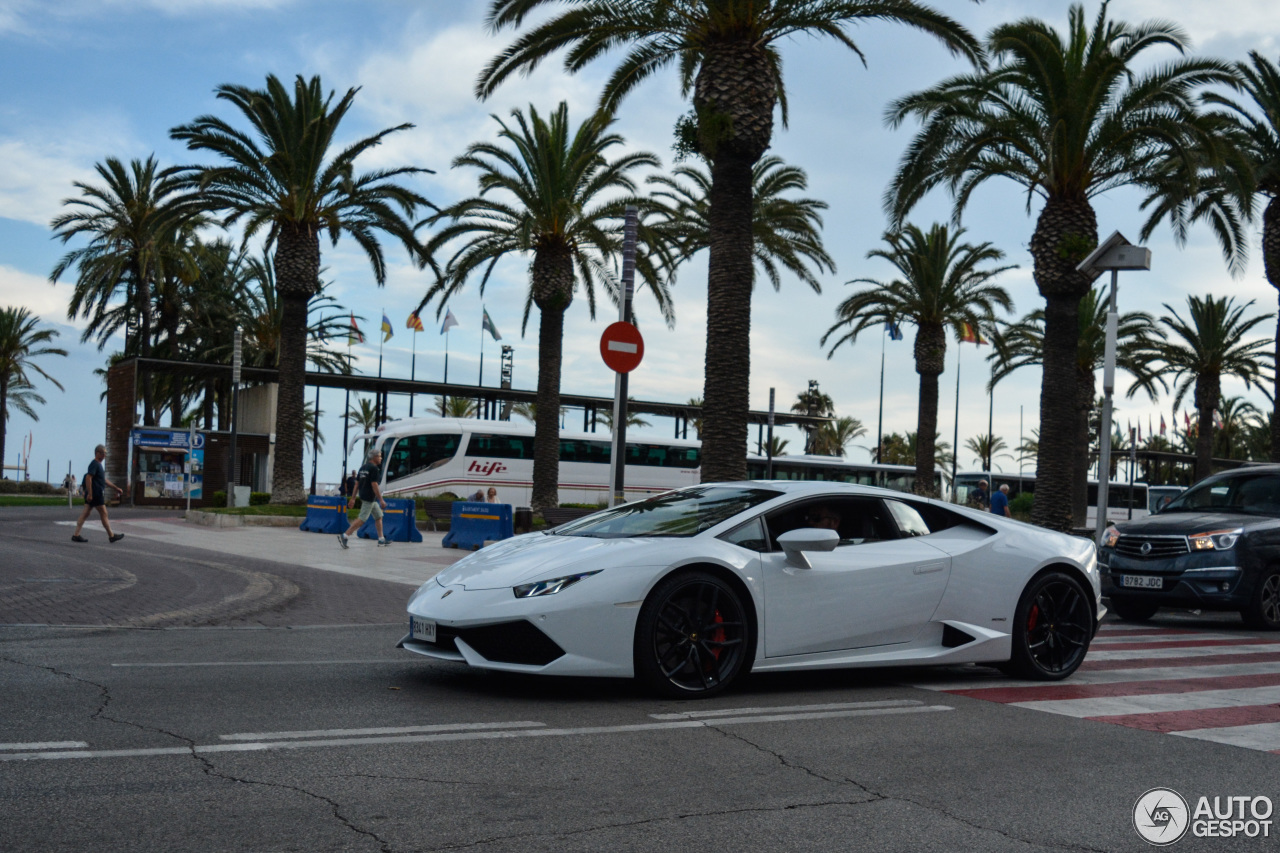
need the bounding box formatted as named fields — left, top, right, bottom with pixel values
left=418, top=500, right=458, bottom=531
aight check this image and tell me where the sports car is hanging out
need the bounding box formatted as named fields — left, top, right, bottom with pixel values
left=398, top=483, right=1102, bottom=697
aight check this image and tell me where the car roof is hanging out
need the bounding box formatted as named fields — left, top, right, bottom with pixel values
left=710, top=480, right=921, bottom=500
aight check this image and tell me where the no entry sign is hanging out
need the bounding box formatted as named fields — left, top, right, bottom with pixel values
left=600, top=321, right=644, bottom=373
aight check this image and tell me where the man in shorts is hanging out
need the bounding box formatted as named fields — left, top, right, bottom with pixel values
left=338, top=449, right=388, bottom=548
left=72, top=444, right=124, bottom=543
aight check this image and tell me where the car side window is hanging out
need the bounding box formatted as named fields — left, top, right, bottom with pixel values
left=885, top=500, right=931, bottom=537
left=719, top=517, right=769, bottom=552
left=763, top=497, right=896, bottom=550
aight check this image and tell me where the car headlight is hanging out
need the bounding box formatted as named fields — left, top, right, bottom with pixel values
left=513, top=570, right=601, bottom=599
left=1101, top=526, right=1120, bottom=549
left=1188, top=528, right=1244, bottom=551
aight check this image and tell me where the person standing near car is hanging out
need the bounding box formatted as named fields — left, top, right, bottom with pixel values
left=990, top=483, right=1012, bottom=518
left=338, top=449, right=388, bottom=548
left=971, top=479, right=990, bottom=510
left=71, top=444, right=124, bottom=543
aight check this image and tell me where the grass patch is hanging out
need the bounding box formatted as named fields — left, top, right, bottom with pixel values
left=0, top=495, right=72, bottom=507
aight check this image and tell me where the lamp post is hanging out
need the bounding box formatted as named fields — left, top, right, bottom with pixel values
left=1077, top=232, right=1151, bottom=544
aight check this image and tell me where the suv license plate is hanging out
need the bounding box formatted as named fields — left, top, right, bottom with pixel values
left=1120, top=575, right=1163, bottom=589
left=410, top=616, right=436, bottom=642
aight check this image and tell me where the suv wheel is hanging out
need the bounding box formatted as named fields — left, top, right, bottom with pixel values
left=1241, top=570, right=1280, bottom=631
left=1108, top=596, right=1159, bottom=623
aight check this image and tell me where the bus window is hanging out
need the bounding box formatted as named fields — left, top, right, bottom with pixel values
left=386, top=433, right=462, bottom=483
left=466, top=434, right=534, bottom=460
left=560, top=439, right=612, bottom=464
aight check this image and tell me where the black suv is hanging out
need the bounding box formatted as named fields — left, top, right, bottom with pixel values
left=1098, top=466, right=1280, bottom=629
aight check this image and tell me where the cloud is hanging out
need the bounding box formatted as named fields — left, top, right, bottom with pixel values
left=0, top=263, right=91, bottom=332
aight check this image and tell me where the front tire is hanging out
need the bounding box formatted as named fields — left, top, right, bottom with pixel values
left=1241, top=570, right=1280, bottom=631
left=1108, top=596, right=1160, bottom=623
left=1005, top=571, right=1093, bottom=681
left=634, top=571, right=751, bottom=699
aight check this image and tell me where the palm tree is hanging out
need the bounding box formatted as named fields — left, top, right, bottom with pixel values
left=790, top=382, right=834, bottom=455
left=170, top=74, right=432, bottom=504
left=422, top=102, right=667, bottom=514
left=1130, top=295, right=1273, bottom=481
left=684, top=397, right=703, bottom=439
left=478, top=0, right=980, bottom=484
left=597, top=400, right=652, bottom=431
left=436, top=396, right=480, bottom=419
left=1214, top=395, right=1263, bottom=460
left=905, top=430, right=954, bottom=488
left=1202, top=52, right=1280, bottom=459
left=50, top=155, right=193, bottom=424
left=765, top=435, right=789, bottom=458
left=823, top=223, right=1012, bottom=497
left=813, top=416, right=867, bottom=457
left=965, top=433, right=1010, bottom=470
left=988, top=287, right=1161, bottom=524
left=886, top=4, right=1245, bottom=530
left=347, top=396, right=381, bottom=456
left=646, top=155, right=835, bottom=293
left=0, top=307, right=67, bottom=471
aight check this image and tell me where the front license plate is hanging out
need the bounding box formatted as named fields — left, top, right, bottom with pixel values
left=410, top=616, right=436, bottom=642
left=1120, top=575, right=1163, bottom=589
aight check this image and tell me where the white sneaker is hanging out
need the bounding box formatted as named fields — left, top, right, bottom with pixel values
left=337, top=534, right=349, bottom=549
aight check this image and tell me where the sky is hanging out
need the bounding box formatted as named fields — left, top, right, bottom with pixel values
left=1, top=0, right=1278, bottom=486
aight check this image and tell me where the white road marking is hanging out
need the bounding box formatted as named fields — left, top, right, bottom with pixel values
left=1089, top=633, right=1249, bottom=645
left=221, top=721, right=543, bottom=741
left=1173, top=722, right=1280, bottom=751
left=112, top=659, right=405, bottom=668
left=1081, top=643, right=1280, bottom=662
left=1013, top=685, right=1280, bottom=718
left=0, top=741, right=88, bottom=751
left=0, top=705, right=952, bottom=762
left=913, top=660, right=1280, bottom=692
left=649, top=699, right=922, bottom=720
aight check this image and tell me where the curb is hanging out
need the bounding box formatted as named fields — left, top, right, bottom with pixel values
left=184, top=510, right=299, bottom=528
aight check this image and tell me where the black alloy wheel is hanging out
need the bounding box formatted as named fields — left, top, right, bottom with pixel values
left=1108, top=596, right=1160, bottom=623
left=634, top=571, right=751, bottom=698
left=1005, top=571, right=1093, bottom=680
left=1242, top=570, right=1280, bottom=631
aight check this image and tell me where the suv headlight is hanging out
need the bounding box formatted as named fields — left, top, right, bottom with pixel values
left=1101, top=526, right=1120, bottom=549
left=1188, top=528, right=1243, bottom=551
left=513, top=570, right=601, bottom=599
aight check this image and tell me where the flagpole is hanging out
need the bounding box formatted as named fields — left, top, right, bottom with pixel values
left=341, top=338, right=351, bottom=484
left=987, top=366, right=994, bottom=474
left=409, top=327, right=417, bottom=418
left=951, top=343, right=961, bottom=500
left=478, top=306, right=485, bottom=419
left=876, top=326, right=885, bottom=464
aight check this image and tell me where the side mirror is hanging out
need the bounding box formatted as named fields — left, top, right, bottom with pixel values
left=777, top=528, right=840, bottom=569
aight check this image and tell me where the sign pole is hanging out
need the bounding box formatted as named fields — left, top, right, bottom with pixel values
left=608, top=206, right=639, bottom=507
left=186, top=420, right=195, bottom=515
left=766, top=388, right=775, bottom=479
left=228, top=328, right=241, bottom=507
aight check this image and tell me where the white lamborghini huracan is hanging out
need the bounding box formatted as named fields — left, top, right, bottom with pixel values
left=399, top=483, right=1101, bottom=697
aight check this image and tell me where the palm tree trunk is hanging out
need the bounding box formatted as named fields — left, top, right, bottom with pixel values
left=530, top=247, right=574, bottom=516
left=0, top=378, right=7, bottom=479
left=1029, top=196, right=1097, bottom=533
left=1263, top=196, right=1280, bottom=462
left=269, top=224, right=320, bottom=505
left=913, top=324, right=945, bottom=497
left=1194, top=373, right=1220, bottom=482
left=1072, top=371, right=1095, bottom=527
left=699, top=153, right=754, bottom=483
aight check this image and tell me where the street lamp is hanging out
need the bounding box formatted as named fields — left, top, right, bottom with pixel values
left=1077, top=231, right=1151, bottom=544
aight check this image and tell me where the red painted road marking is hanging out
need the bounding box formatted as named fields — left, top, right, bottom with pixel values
left=1088, top=638, right=1280, bottom=652
left=945, top=671, right=1280, bottom=704
left=1080, top=651, right=1280, bottom=672
left=1085, top=704, right=1280, bottom=733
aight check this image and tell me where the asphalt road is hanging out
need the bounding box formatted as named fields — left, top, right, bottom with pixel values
left=2, top=507, right=1278, bottom=852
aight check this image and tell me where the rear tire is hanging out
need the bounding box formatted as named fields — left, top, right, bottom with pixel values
left=1108, top=596, right=1160, bottom=623
left=1005, top=571, right=1093, bottom=681
left=1241, top=570, right=1280, bottom=631
left=634, top=571, right=752, bottom=699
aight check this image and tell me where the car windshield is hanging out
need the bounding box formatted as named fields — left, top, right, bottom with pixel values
left=1161, top=473, right=1280, bottom=516
left=552, top=486, right=782, bottom=539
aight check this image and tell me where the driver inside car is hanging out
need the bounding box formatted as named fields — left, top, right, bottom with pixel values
left=805, top=506, right=842, bottom=531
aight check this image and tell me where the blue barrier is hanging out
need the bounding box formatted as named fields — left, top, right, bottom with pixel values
left=357, top=498, right=423, bottom=542
left=299, top=495, right=349, bottom=534
left=442, top=502, right=514, bottom=550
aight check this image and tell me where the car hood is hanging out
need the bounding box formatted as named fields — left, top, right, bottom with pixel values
left=1116, top=511, right=1260, bottom=535
left=434, top=532, right=675, bottom=590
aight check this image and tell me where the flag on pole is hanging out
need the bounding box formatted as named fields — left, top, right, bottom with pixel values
left=1160, top=414, right=1167, bottom=435
left=1149, top=414, right=1154, bottom=440
left=406, top=311, right=424, bottom=332
left=959, top=322, right=987, bottom=345
left=1184, top=410, right=1191, bottom=429
left=885, top=321, right=904, bottom=341
left=1137, top=422, right=1142, bottom=443
left=482, top=308, right=502, bottom=341
left=348, top=312, right=363, bottom=344
left=440, top=309, right=459, bottom=334
left=381, top=312, right=393, bottom=342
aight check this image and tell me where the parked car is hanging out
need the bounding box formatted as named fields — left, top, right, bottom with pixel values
left=1099, top=466, right=1280, bottom=629
left=400, top=482, right=1101, bottom=697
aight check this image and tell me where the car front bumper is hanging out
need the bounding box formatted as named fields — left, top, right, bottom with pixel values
left=1099, top=552, right=1250, bottom=609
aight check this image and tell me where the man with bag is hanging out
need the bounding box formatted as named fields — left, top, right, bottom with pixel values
left=71, top=444, right=124, bottom=543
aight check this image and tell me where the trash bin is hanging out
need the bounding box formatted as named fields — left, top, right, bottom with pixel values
left=514, top=506, right=533, bottom=534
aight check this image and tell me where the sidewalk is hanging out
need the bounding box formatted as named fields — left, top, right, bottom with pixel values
left=105, top=515, right=471, bottom=588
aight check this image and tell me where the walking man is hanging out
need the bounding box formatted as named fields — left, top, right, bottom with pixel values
left=990, top=483, right=1012, bottom=518
left=338, top=449, right=388, bottom=548
left=72, top=444, right=124, bottom=543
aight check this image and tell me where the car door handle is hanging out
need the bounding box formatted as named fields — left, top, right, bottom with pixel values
left=913, top=562, right=946, bottom=575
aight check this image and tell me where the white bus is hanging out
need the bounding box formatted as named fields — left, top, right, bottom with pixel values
left=363, top=418, right=937, bottom=506
left=952, top=470, right=1151, bottom=525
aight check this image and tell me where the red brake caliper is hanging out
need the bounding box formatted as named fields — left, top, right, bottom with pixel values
left=1027, top=604, right=1040, bottom=632
left=709, top=610, right=725, bottom=661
